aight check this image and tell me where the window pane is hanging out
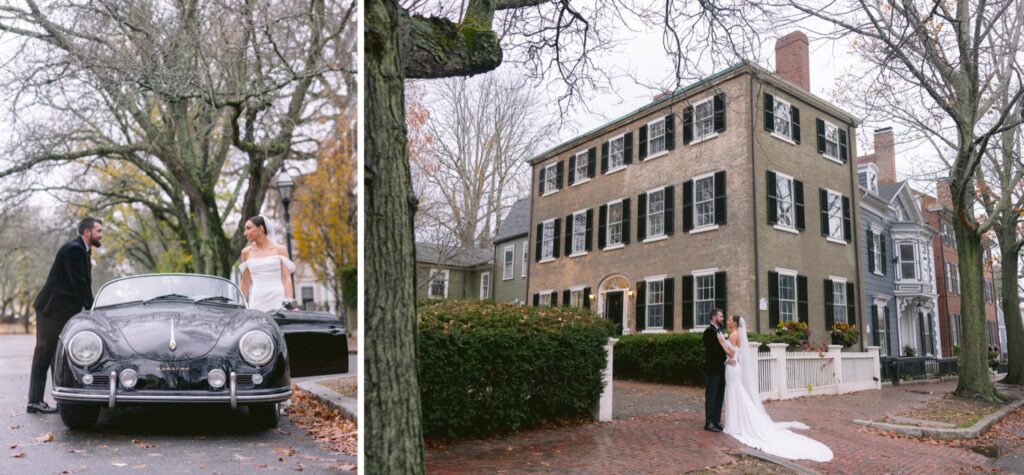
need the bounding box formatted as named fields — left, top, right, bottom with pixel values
left=542, top=222, right=554, bottom=259
left=774, top=102, right=791, bottom=137
left=776, top=176, right=793, bottom=227
left=649, top=120, right=666, bottom=155
left=610, top=137, right=624, bottom=169
left=779, top=275, right=796, bottom=322
left=695, top=100, right=714, bottom=138
left=573, top=213, right=587, bottom=254
left=647, top=280, right=664, bottom=328
left=609, top=202, right=623, bottom=245
left=545, top=164, right=557, bottom=192
left=647, top=190, right=665, bottom=237
left=828, top=192, right=843, bottom=239
left=900, top=243, right=916, bottom=279
left=695, top=275, right=715, bottom=327
left=825, top=123, right=839, bottom=158
left=575, top=152, right=588, bottom=181
left=695, top=176, right=715, bottom=227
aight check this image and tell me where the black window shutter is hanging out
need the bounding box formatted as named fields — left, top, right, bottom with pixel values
left=682, top=106, right=694, bottom=145
left=871, top=305, right=879, bottom=347
left=551, top=292, right=557, bottom=306
left=552, top=218, right=561, bottom=258
left=763, top=93, right=774, bottom=132
left=768, top=271, right=779, bottom=328
left=563, top=289, right=570, bottom=307
left=791, top=106, right=801, bottom=143
left=538, top=168, right=546, bottom=196
left=816, top=118, right=826, bottom=154
left=555, top=161, right=564, bottom=189
left=583, top=287, right=591, bottom=310
left=585, top=209, right=593, bottom=251
left=564, top=215, right=572, bottom=256
left=535, top=223, right=543, bottom=262
left=714, top=93, right=726, bottom=132
left=598, top=204, right=607, bottom=249
left=664, top=185, right=675, bottom=236
left=884, top=306, right=891, bottom=354
left=588, top=147, right=597, bottom=178
left=664, top=277, right=675, bottom=330
left=624, top=132, right=634, bottom=164
left=819, top=188, right=829, bottom=236
left=638, top=125, right=648, bottom=160
left=794, top=179, right=805, bottom=231
left=714, top=171, right=727, bottom=225
left=842, top=196, right=852, bottom=242
left=846, top=282, right=856, bottom=328
left=880, top=234, right=887, bottom=275
left=824, top=280, right=834, bottom=330
left=637, top=193, right=648, bottom=241
left=568, top=155, right=576, bottom=186
left=682, top=180, right=694, bottom=232
left=867, top=230, right=875, bottom=273
left=601, top=142, right=609, bottom=173
left=533, top=293, right=540, bottom=306
left=714, top=272, right=727, bottom=315
left=682, top=275, right=694, bottom=329
left=927, top=313, right=935, bottom=355
left=635, top=281, right=647, bottom=332
left=622, top=198, right=632, bottom=244
left=766, top=171, right=778, bottom=225
left=797, top=275, right=808, bottom=325
left=665, top=114, right=675, bottom=150
left=839, top=129, right=848, bottom=162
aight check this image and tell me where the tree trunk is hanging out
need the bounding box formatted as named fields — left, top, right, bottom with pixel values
left=365, top=0, right=425, bottom=472
left=998, top=228, right=1024, bottom=384
left=953, top=220, right=1004, bottom=401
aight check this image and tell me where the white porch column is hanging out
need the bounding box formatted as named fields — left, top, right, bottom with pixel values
left=768, top=343, right=787, bottom=400
left=828, top=344, right=843, bottom=393
left=867, top=345, right=882, bottom=389
left=593, top=337, right=619, bottom=422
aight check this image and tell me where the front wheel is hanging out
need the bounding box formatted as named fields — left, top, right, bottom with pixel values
left=58, top=402, right=101, bottom=430
left=248, top=403, right=280, bottom=429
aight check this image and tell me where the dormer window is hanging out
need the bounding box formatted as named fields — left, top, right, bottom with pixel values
left=858, top=165, right=878, bottom=194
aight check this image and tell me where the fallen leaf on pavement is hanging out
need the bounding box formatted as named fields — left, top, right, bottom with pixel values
left=234, top=454, right=253, bottom=462
left=294, top=463, right=304, bottom=472
left=37, top=433, right=54, bottom=443
left=10, top=451, right=25, bottom=458
left=331, top=463, right=356, bottom=471
left=131, top=439, right=157, bottom=449
left=9, top=444, right=17, bottom=449
left=273, top=447, right=296, bottom=457
left=97, top=444, right=108, bottom=449
left=68, top=449, right=86, bottom=454
left=9, top=425, right=20, bottom=430
left=111, top=462, right=127, bottom=467
left=256, top=463, right=268, bottom=469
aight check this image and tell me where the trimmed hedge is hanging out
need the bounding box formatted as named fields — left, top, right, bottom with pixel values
left=418, top=300, right=615, bottom=439
left=614, top=332, right=792, bottom=386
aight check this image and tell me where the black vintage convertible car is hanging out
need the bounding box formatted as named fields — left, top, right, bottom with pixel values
left=50, top=274, right=348, bottom=430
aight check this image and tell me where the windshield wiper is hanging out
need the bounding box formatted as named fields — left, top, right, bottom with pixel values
left=195, top=296, right=237, bottom=305
left=143, top=293, right=191, bottom=304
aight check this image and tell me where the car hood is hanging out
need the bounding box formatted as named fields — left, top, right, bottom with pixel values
left=97, top=303, right=250, bottom=361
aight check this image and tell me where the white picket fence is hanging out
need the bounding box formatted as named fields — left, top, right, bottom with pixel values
left=755, top=343, right=881, bottom=401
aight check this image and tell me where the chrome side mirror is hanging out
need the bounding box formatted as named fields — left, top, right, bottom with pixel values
left=281, top=299, right=300, bottom=311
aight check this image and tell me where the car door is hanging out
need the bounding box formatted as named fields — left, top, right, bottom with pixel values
left=273, top=309, right=349, bottom=377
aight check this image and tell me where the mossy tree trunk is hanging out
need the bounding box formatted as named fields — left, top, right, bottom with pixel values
left=997, top=227, right=1023, bottom=384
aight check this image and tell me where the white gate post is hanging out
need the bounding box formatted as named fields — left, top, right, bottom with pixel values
left=593, top=337, right=618, bottom=422
left=867, top=345, right=881, bottom=389
left=768, top=343, right=787, bottom=400
left=828, top=344, right=843, bottom=394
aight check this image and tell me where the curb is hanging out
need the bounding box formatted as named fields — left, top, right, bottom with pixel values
left=740, top=447, right=822, bottom=475
left=296, top=376, right=358, bottom=423
left=854, top=398, right=1024, bottom=440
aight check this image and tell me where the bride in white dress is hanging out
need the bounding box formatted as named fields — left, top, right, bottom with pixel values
left=239, top=216, right=296, bottom=312
left=717, top=315, right=833, bottom=462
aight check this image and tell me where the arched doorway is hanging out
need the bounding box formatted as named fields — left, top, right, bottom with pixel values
left=599, top=275, right=631, bottom=335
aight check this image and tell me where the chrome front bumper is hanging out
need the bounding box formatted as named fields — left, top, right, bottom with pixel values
left=52, top=381, right=291, bottom=408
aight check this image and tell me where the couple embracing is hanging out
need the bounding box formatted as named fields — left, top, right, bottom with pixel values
left=702, top=308, right=833, bottom=462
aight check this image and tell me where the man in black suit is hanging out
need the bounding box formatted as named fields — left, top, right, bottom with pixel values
left=26, top=217, right=103, bottom=414
left=703, top=308, right=727, bottom=432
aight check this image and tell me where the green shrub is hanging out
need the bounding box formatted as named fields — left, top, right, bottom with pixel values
left=418, top=300, right=615, bottom=439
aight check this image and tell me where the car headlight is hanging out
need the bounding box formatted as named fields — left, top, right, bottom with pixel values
left=239, top=330, right=274, bottom=367
left=67, top=331, right=103, bottom=367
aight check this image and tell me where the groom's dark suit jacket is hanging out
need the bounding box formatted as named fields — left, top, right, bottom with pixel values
left=33, top=236, right=93, bottom=320
left=703, top=324, right=727, bottom=375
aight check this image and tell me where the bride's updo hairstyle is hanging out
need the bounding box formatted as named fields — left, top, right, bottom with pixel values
left=248, top=216, right=268, bottom=236
left=731, top=315, right=742, bottom=325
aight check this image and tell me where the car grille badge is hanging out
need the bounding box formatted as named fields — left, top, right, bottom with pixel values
left=169, top=319, right=177, bottom=351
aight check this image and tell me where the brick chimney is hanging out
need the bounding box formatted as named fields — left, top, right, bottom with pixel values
left=872, top=127, right=896, bottom=185
left=936, top=179, right=953, bottom=208
left=775, top=31, right=810, bottom=91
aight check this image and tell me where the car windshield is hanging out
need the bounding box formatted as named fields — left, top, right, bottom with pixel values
left=94, top=274, right=245, bottom=308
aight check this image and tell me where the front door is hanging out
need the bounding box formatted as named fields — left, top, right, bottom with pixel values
left=274, top=309, right=350, bottom=377
left=605, top=291, right=624, bottom=336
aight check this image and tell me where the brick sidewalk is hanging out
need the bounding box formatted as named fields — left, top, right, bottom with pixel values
left=425, top=380, right=1014, bottom=474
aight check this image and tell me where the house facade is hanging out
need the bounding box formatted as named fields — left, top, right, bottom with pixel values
left=492, top=198, right=530, bottom=304
left=525, top=32, right=865, bottom=346
left=857, top=128, right=939, bottom=358
left=415, top=243, right=493, bottom=301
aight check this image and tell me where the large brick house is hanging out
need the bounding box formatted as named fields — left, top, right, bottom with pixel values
left=525, top=32, right=865, bottom=346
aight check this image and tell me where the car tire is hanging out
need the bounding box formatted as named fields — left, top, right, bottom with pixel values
left=58, top=402, right=101, bottom=430
left=249, top=403, right=280, bottom=429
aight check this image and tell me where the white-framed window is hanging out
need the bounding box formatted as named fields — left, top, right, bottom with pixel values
left=571, top=210, right=587, bottom=255
left=899, top=242, right=916, bottom=280
left=301, top=285, right=315, bottom=310
left=694, top=174, right=715, bottom=229
left=646, top=278, right=665, bottom=329
left=646, top=188, right=666, bottom=238
left=823, top=121, right=840, bottom=159
left=503, top=245, right=515, bottom=280
left=875, top=302, right=888, bottom=356
left=872, top=231, right=882, bottom=275
left=826, top=189, right=843, bottom=241
left=521, top=240, right=528, bottom=277
left=693, top=97, right=715, bottom=140
left=647, top=117, right=666, bottom=156
left=776, top=173, right=795, bottom=229
left=608, top=135, right=625, bottom=171
left=778, top=272, right=797, bottom=322
left=539, top=290, right=553, bottom=307
left=543, top=162, right=558, bottom=195
left=832, top=281, right=848, bottom=324
left=541, top=219, right=555, bottom=261
left=569, top=286, right=585, bottom=308
left=428, top=268, right=449, bottom=298
left=859, top=167, right=878, bottom=193
left=607, top=200, right=624, bottom=247
left=773, top=97, right=792, bottom=138
left=573, top=150, right=589, bottom=184
left=695, top=272, right=716, bottom=327
left=479, top=272, right=490, bottom=300
left=945, top=262, right=953, bottom=293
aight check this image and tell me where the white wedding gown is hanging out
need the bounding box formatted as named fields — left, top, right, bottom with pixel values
left=240, top=255, right=295, bottom=312
left=721, top=324, right=833, bottom=462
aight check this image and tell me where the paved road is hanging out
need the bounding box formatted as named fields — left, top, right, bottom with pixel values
left=0, top=334, right=355, bottom=474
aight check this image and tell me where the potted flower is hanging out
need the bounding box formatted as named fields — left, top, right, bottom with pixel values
left=830, top=322, right=859, bottom=348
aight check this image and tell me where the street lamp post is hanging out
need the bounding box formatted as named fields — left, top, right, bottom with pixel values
left=275, top=170, right=297, bottom=303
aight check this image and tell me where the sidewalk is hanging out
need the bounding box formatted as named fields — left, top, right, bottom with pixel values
left=425, top=379, right=1021, bottom=474
left=295, top=374, right=358, bottom=422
